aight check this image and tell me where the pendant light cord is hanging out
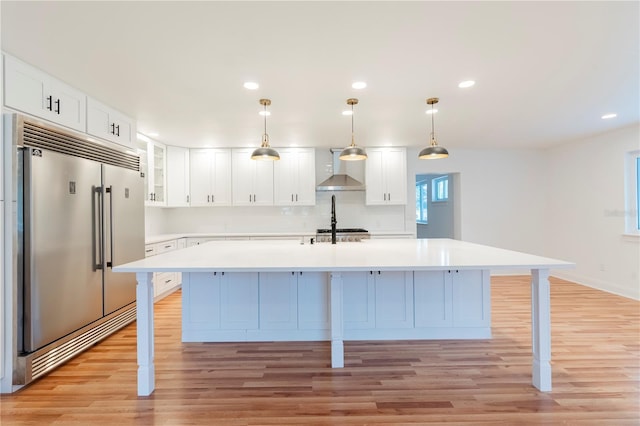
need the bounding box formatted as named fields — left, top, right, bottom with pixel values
left=351, top=102, right=355, bottom=146
left=430, top=102, right=436, bottom=145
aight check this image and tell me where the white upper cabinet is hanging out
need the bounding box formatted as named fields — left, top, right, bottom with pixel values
left=86, top=97, right=134, bottom=148
left=3, top=54, right=86, bottom=132
left=232, top=149, right=274, bottom=206
left=365, top=147, right=407, bottom=205
left=144, top=140, right=166, bottom=206
left=189, top=148, right=232, bottom=206
left=166, top=146, right=190, bottom=207
left=273, top=148, right=316, bottom=206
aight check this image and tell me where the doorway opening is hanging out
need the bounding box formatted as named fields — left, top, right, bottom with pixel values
left=415, top=173, right=461, bottom=239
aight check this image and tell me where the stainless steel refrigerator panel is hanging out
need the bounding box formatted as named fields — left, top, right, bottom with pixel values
left=103, top=164, right=144, bottom=315
left=22, top=148, right=104, bottom=352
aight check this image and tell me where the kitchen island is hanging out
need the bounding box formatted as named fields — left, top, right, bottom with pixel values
left=114, top=238, right=573, bottom=396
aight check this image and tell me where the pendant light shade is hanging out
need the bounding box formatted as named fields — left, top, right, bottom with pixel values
left=339, top=98, right=367, bottom=161
left=251, top=99, right=280, bottom=161
left=419, top=97, right=449, bottom=160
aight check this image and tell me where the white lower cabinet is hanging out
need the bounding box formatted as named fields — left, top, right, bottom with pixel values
left=144, top=239, right=182, bottom=300
left=221, top=272, right=259, bottom=329
left=414, top=270, right=491, bottom=328
left=259, top=272, right=298, bottom=330
left=343, top=271, right=413, bottom=330
left=181, top=268, right=490, bottom=342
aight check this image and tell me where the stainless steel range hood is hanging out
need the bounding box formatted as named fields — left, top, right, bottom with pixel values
left=316, top=149, right=365, bottom=191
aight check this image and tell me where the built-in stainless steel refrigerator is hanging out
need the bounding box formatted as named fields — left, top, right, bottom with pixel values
left=12, top=114, right=144, bottom=358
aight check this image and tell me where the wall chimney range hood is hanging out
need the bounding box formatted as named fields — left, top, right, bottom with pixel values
left=316, top=149, right=365, bottom=191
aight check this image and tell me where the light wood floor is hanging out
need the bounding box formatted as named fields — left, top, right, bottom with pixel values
left=1, top=276, right=638, bottom=425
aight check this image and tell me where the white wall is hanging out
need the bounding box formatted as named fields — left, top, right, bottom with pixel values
left=544, top=124, right=640, bottom=299
left=407, top=148, right=547, bottom=255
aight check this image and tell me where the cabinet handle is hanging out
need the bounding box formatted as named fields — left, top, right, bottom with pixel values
left=115, top=124, right=120, bottom=137
left=291, top=194, right=294, bottom=202
left=249, top=194, right=252, bottom=202
left=164, top=245, right=172, bottom=249
left=212, top=194, right=214, bottom=203
left=296, top=194, right=298, bottom=202
left=186, top=195, right=190, bottom=203
left=54, top=99, right=60, bottom=114
left=207, top=195, right=210, bottom=203
left=46, top=95, right=53, bottom=111
left=383, top=193, right=387, bottom=201
left=165, top=279, right=172, bottom=284
left=110, top=123, right=115, bottom=135
left=145, top=249, right=153, bottom=253
left=388, top=193, right=391, bottom=201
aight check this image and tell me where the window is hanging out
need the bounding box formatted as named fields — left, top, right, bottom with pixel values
left=416, top=181, right=428, bottom=223
left=624, top=150, right=640, bottom=235
left=432, top=176, right=449, bottom=202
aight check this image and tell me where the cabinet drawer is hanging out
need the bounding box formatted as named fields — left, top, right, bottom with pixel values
left=156, top=240, right=177, bottom=254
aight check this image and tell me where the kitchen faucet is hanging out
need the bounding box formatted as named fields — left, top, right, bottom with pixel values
left=331, top=194, right=337, bottom=244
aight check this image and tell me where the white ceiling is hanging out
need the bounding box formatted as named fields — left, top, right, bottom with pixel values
left=1, top=1, right=638, bottom=151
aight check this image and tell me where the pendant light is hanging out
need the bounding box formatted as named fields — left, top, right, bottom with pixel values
left=339, top=98, right=367, bottom=161
left=419, top=97, right=449, bottom=160
left=251, top=98, right=280, bottom=161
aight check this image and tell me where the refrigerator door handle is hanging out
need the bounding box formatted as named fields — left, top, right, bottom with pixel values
left=93, top=186, right=104, bottom=270
left=106, top=185, right=114, bottom=268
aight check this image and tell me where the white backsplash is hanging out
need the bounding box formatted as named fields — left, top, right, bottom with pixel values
left=152, top=191, right=406, bottom=235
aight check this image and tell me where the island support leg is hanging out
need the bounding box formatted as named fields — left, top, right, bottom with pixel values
left=136, top=272, right=155, bottom=396
left=330, top=272, right=344, bottom=368
left=531, top=268, right=551, bottom=391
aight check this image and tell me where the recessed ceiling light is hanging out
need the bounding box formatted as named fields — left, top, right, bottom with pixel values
left=426, top=109, right=439, bottom=114
left=342, top=110, right=353, bottom=116
left=352, top=81, right=367, bottom=90
left=259, top=111, right=271, bottom=116
left=244, top=82, right=259, bottom=90
left=458, top=80, right=475, bottom=88
left=601, top=113, right=617, bottom=119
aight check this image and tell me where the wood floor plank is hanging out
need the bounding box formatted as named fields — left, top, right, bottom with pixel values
left=1, top=276, right=638, bottom=425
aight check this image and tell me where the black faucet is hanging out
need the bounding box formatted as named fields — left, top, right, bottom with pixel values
left=331, top=194, right=337, bottom=244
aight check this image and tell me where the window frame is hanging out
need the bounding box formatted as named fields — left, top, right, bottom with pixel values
left=432, top=175, right=449, bottom=203
left=416, top=180, right=428, bottom=224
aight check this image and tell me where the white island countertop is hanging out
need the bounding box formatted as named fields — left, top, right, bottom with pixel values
left=116, top=238, right=574, bottom=273
left=114, top=238, right=573, bottom=397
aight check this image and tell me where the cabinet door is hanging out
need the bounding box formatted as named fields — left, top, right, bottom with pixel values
left=3, top=54, right=86, bottom=132
left=295, top=148, right=316, bottom=205
left=189, top=149, right=212, bottom=206
left=384, top=148, right=407, bottom=205
left=167, top=146, right=190, bottom=207
left=220, top=272, right=259, bottom=329
left=145, top=141, right=166, bottom=206
left=47, top=78, right=86, bottom=132
left=259, top=272, right=298, bottom=330
left=414, top=271, right=453, bottom=327
left=374, top=271, right=414, bottom=329
left=343, top=271, right=375, bottom=329
left=365, top=149, right=386, bottom=205
left=232, top=149, right=273, bottom=206
left=211, top=149, right=232, bottom=205
left=365, top=147, right=407, bottom=205
left=275, top=148, right=316, bottom=206
left=452, top=270, right=491, bottom=327
left=298, top=272, right=329, bottom=329
left=273, top=149, right=296, bottom=205
left=86, top=97, right=134, bottom=147
left=183, top=272, right=221, bottom=329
